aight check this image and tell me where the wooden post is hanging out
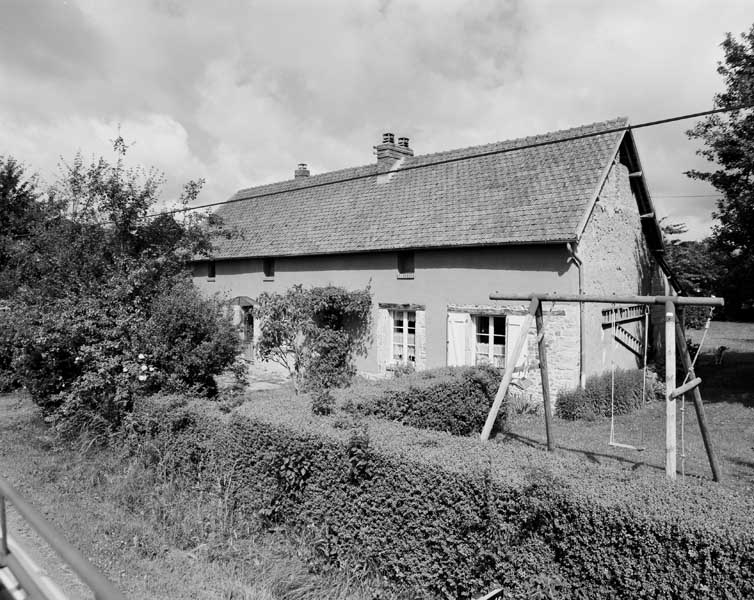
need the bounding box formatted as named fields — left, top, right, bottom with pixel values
left=535, top=299, right=555, bottom=452
left=480, top=296, right=539, bottom=442
left=675, top=322, right=722, bottom=482
left=665, top=300, right=676, bottom=480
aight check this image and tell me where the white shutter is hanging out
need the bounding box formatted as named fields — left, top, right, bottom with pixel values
left=376, top=309, right=391, bottom=372
left=506, top=314, right=529, bottom=370
left=447, top=312, right=472, bottom=366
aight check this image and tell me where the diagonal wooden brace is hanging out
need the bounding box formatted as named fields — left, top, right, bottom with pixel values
left=481, top=297, right=539, bottom=442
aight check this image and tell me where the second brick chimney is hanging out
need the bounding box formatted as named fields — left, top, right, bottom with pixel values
left=294, top=163, right=310, bottom=178
left=374, top=132, right=413, bottom=173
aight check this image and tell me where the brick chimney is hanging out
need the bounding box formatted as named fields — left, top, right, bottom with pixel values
left=374, top=132, right=413, bottom=173
left=294, top=163, right=310, bottom=178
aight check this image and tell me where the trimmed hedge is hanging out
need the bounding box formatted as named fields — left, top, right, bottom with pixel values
left=128, top=394, right=754, bottom=600
left=556, top=368, right=657, bottom=421
left=346, top=366, right=504, bottom=436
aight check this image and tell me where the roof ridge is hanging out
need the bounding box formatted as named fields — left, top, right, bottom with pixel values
left=410, top=117, right=628, bottom=163
left=230, top=117, right=628, bottom=200
left=233, top=162, right=376, bottom=199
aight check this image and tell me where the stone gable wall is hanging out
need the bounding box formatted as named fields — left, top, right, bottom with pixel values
left=577, top=159, right=657, bottom=381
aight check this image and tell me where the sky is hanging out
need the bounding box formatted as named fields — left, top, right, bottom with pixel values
left=0, top=0, right=751, bottom=240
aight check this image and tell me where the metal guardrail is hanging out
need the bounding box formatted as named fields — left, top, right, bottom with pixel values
left=0, top=476, right=126, bottom=600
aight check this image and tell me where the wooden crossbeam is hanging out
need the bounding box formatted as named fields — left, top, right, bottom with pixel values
left=489, top=292, right=724, bottom=307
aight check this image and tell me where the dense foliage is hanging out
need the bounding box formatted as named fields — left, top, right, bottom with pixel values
left=346, top=366, right=504, bottom=436
left=0, top=156, right=42, bottom=285
left=556, top=368, right=657, bottom=421
left=686, top=24, right=754, bottom=318
left=124, top=396, right=754, bottom=600
left=255, top=284, right=372, bottom=393
left=0, top=147, right=238, bottom=434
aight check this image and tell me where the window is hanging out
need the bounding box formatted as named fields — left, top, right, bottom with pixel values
left=207, top=261, right=216, bottom=280
left=397, top=251, right=414, bottom=279
left=263, top=257, right=275, bottom=280
left=390, top=309, right=416, bottom=364
left=475, top=315, right=505, bottom=367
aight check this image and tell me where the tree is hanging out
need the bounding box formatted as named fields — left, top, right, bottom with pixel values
left=686, top=24, right=754, bottom=317
left=1, top=141, right=240, bottom=435
left=0, top=156, right=46, bottom=295
left=661, top=220, right=726, bottom=326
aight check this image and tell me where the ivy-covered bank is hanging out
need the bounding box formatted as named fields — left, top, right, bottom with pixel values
left=131, top=395, right=754, bottom=600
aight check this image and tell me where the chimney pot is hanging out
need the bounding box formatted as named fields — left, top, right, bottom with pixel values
left=374, top=132, right=413, bottom=175
left=294, top=163, right=310, bottom=178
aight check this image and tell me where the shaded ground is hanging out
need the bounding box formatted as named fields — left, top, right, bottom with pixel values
left=502, top=321, right=754, bottom=494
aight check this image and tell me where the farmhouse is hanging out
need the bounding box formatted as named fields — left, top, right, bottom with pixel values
left=193, top=119, right=673, bottom=396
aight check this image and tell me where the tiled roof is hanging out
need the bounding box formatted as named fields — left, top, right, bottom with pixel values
left=210, top=118, right=628, bottom=259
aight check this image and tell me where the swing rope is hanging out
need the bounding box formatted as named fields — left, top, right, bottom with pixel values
left=609, top=303, right=648, bottom=451
left=679, top=306, right=715, bottom=478
left=640, top=305, right=649, bottom=447
left=609, top=305, right=616, bottom=446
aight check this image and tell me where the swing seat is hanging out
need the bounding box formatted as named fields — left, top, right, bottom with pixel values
left=608, top=441, right=646, bottom=452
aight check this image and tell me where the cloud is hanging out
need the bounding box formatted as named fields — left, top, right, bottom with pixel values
left=0, top=0, right=751, bottom=237
left=0, top=0, right=107, bottom=82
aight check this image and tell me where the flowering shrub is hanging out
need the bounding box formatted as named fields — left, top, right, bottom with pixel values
left=255, top=285, right=371, bottom=394
left=12, top=276, right=237, bottom=435
left=1, top=145, right=239, bottom=436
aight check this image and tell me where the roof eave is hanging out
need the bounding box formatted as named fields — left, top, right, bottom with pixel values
left=199, top=237, right=578, bottom=262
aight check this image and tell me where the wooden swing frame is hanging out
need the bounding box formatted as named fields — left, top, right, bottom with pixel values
left=480, top=292, right=724, bottom=482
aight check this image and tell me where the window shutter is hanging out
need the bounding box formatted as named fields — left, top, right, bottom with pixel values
left=447, top=312, right=472, bottom=366
left=376, top=308, right=391, bottom=372
left=506, top=314, right=529, bottom=370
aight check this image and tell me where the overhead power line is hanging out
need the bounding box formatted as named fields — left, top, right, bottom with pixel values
left=7, top=102, right=749, bottom=239
left=653, top=194, right=721, bottom=199
left=142, top=101, right=754, bottom=220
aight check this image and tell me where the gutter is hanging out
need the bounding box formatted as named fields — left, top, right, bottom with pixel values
left=566, top=242, right=586, bottom=390
left=654, top=251, right=686, bottom=296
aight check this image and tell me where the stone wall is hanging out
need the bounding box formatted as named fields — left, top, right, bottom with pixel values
left=577, top=158, right=657, bottom=381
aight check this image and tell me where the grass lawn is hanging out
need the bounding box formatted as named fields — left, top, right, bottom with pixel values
left=497, top=320, right=754, bottom=495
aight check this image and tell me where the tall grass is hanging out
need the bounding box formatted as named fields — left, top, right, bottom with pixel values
left=0, top=393, right=388, bottom=599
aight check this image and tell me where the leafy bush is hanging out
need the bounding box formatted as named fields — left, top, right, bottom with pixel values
left=139, top=278, right=239, bottom=396
left=0, top=144, right=237, bottom=436
left=12, top=276, right=238, bottom=435
left=125, top=396, right=754, bottom=600
left=0, top=305, right=21, bottom=391
left=311, top=388, right=335, bottom=416
left=556, top=368, right=657, bottom=421
left=302, top=328, right=354, bottom=390
left=347, top=366, right=504, bottom=436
